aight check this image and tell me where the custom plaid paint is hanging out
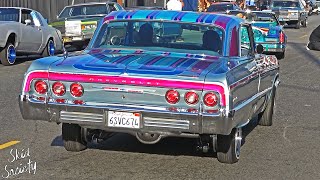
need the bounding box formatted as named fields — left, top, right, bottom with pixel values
left=19, top=10, right=280, bottom=164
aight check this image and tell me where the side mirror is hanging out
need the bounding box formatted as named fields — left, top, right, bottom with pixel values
left=256, top=44, right=264, bottom=54
left=25, top=19, right=32, bottom=25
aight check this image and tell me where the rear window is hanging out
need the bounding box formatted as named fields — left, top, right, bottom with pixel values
left=58, top=4, right=108, bottom=19
left=272, top=1, right=300, bottom=8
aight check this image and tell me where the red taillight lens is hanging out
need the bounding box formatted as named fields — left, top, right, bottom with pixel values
left=184, top=91, right=199, bottom=105
left=34, top=80, right=47, bottom=94
left=52, top=82, right=66, bottom=96
left=279, top=32, right=284, bottom=43
left=165, top=90, right=179, bottom=104
left=203, top=92, right=219, bottom=107
left=70, top=83, right=84, bottom=97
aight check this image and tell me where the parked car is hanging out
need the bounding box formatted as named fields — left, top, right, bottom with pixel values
left=315, top=1, right=320, bottom=14
left=271, top=0, right=308, bottom=29
left=307, top=0, right=319, bottom=15
left=50, top=2, right=124, bottom=50
left=0, top=7, right=63, bottom=66
left=228, top=10, right=287, bottom=59
left=19, top=10, right=280, bottom=164
left=207, top=2, right=241, bottom=14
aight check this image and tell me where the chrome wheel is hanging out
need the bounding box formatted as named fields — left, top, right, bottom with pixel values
left=234, top=128, right=242, bottom=159
left=7, top=44, right=16, bottom=64
left=48, top=40, right=55, bottom=56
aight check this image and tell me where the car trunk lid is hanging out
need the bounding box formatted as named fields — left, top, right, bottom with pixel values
left=47, top=49, right=224, bottom=108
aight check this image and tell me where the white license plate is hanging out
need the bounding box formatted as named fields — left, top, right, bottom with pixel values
left=107, top=111, right=140, bottom=129
left=72, top=37, right=83, bottom=41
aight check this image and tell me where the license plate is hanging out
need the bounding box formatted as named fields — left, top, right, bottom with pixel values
left=72, top=37, right=83, bottom=41
left=107, top=111, right=140, bottom=129
left=63, top=37, right=72, bottom=43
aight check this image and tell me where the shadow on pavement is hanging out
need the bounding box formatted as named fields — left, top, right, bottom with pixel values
left=50, top=118, right=260, bottom=158
left=286, top=42, right=320, bottom=67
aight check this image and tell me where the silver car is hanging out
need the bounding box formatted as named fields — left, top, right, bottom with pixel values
left=0, top=7, right=64, bottom=65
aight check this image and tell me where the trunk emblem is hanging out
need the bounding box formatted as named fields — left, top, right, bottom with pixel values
left=92, top=86, right=156, bottom=94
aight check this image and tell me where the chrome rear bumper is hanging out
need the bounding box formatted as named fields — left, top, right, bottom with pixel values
left=19, top=95, right=235, bottom=135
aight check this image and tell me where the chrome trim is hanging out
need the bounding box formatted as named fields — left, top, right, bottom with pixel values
left=19, top=94, right=235, bottom=135
left=60, top=111, right=104, bottom=123
left=233, top=86, right=272, bottom=112
left=144, top=117, right=190, bottom=130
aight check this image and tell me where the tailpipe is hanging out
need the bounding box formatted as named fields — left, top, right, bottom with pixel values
left=136, top=132, right=162, bottom=144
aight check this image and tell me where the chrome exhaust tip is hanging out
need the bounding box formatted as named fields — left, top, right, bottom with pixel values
left=136, top=132, right=162, bottom=144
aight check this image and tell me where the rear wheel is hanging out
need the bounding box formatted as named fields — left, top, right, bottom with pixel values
left=258, top=86, right=277, bottom=126
left=42, top=39, right=55, bottom=57
left=62, top=123, right=87, bottom=152
left=275, top=51, right=285, bottom=59
left=217, top=128, right=242, bottom=164
left=0, top=42, right=16, bottom=66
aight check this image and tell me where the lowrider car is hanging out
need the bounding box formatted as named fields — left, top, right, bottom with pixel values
left=19, top=10, right=280, bottom=164
left=50, top=2, right=124, bottom=50
left=228, top=10, right=287, bottom=59
left=271, top=0, right=308, bottom=29
left=0, top=7, right=63, bottom=66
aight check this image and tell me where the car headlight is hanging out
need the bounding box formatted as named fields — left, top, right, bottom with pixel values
left=81, top=24, right=97, bottom=31
left=289, top=12, right=298, bottom=16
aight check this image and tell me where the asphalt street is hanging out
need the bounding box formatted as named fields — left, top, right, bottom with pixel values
left=0, top=16, right=319, bottom=180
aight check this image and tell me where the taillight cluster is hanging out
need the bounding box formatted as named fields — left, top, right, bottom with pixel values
left=52, top=82, right=66, bottom=96
left=34, top=81, right=84, bottom=97
left=70, top=83, right=84, bottom=97
left=165, top=90, right=180, bottom=104
left=184, top=92, right=199, bottom=105
left=165, top=90, right=219, bottom=107
left=279, top=32, right=285, bottom=43
left=34, top=80, right=48, bottom=94
left=203, top=92, right=219, bottom=107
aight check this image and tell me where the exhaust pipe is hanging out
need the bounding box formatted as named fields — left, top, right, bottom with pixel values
left=136, top=132, right=162, bottom=144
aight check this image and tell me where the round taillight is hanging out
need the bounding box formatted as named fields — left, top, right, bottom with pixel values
left=52, top=82, right=66, bottom=96
left=165, top=90, right=179, bottom=104
left=70, top=83, right=84, bottom=97
left=34, top=80, right=47, bottom=94
left=184, top=91, right=199, bottom=105
left=203, top=92, right=219, bottom=107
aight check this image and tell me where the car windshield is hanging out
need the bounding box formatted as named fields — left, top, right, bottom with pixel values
left=58, top=4, right=107, bottom=18
left=207, top=4, right=235, bottom=12
left=0, top=8, right=19, bottom=22
left=92, top=20, right=224, bottom=56
left=272, top=1, right=300, bottom=8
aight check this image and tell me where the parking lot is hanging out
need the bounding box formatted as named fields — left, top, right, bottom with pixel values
left=0, top=15, right=319, bottom=180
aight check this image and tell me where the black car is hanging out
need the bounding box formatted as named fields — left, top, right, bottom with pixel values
left=207, top=2, right=241, bottom=14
